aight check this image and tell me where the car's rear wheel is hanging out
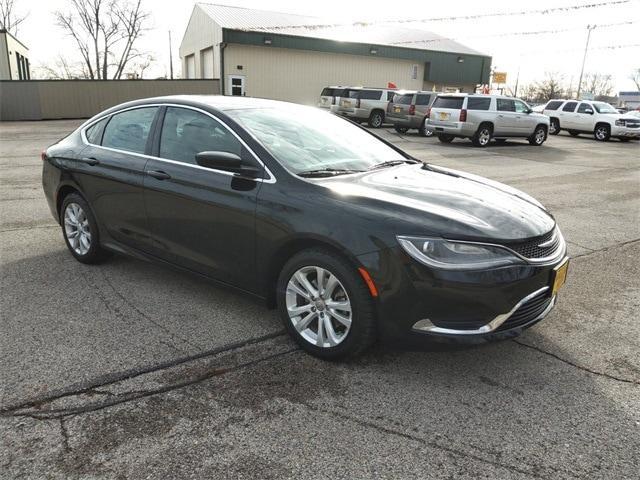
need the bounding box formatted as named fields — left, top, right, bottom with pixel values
left=528, top=125, right=547, bottom=146
left=61, top=193, right=109, bottom=264
left=394, top=125, right=409, bottom=134
left=594, top=124, right=610, bottom=141
left=437, top=134, right=455, bottom=143
left=569, top=130, right=580, bottom=136
left=368, top=111, right=384, bottom=128
left=472, top=124, right=492, bottom=147
left=277, top=249, right=376, bottom=359
left=549, top=118, right=560, bottom=135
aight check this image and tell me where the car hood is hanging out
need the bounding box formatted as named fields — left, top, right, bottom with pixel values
left=319, top=164, right=555, bottom=241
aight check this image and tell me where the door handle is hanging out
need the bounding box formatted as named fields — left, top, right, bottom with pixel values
left=497, top=114, right=504, bottom=118
left=147, top=170, right=171, bottom=180
left=81, top=157, right=100, bottom=166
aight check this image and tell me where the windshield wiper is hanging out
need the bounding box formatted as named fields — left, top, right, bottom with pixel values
left=367, top=159, right=419, bottom=170
left=297, top=168, right=364, bottom=178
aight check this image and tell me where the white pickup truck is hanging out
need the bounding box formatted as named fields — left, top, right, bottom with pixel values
left=543, top=99, right=640, bottom=142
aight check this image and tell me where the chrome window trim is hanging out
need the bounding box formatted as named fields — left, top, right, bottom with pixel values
left=80, top=103, right=276, bottom=184
left=412, top=286, right=553, bottom=335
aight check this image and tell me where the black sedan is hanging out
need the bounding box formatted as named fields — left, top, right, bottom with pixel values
left=42, top=96, right=569, bottom=359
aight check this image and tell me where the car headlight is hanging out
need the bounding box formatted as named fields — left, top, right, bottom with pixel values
left=615, top=119, right=625, bottom=126
left=397, top=236, right=523, bottom=270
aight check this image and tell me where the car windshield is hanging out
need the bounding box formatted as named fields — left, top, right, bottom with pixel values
left=226, top=107, right=406, bottom=174
left=593, top=102, right=618, bottom=114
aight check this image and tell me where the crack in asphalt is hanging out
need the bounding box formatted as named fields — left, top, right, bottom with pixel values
left=569, top=237, right=640, bottom=260
left=0, top=331, right=287, bottom=415
left=0, top=224, right=59, bottom=233
left=513, top=339, right=639, bottom=385
left=59, top=418, right=71, bottom=453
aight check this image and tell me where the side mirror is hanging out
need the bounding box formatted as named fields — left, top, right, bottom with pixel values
left=525, top=108, right=533, bottom=114
left=584, top=108, right=594, bottom=115
left=195, top=151, right=261, bottom=178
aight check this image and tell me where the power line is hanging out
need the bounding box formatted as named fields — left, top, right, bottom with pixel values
left=249, top=0, right=636, bottom=32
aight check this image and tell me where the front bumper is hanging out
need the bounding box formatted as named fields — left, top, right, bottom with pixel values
left=357, top=246, right=567, bottom=342
left=611, top=125, right=640, bottom=138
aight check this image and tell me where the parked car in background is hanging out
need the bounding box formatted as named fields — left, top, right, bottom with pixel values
left=543, top=99, right=640, bottom=141
left=531, top=104, right=545, bottom=114
left=387, top=90, right=436, bottom=136
left=427, top=94, right=550, bottom=147
left=336, top=87, right=396, bottom=128
left=318, top=86, right=346, bottom=111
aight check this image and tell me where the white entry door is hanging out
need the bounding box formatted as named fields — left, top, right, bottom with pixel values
left=227, top=75, right=245, bottom=96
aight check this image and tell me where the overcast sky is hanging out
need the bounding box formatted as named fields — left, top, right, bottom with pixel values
left=13, top=0, right=640, bottom=92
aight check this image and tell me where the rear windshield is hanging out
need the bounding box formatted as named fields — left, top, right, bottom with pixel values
left=545, top=100, right=563, bottom=111
left=392, top=94, right=413, bottom=105
left=467, top=97, right=491, bottom=111
left=433, top=96, right=464, bottom=109
left=321, top=88, right=345, bottom=97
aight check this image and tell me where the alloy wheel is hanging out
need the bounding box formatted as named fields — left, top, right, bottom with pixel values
left=595, top=126, right=608, bottom=140
left=64, top=203, right=92, bottom=255
left=478, top=128, right=491, bottom=146
left=535, top=128, right=546, bottom=144
left=285, top=266, right=352, bottom=348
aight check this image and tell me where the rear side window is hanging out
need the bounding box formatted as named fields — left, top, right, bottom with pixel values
left=545, top=100, right=563, bottom=111
left=577, top=103, right=592, bottom=113
left=85, top=117, right=108, bottom=145
left=333, top=88, right=345, bottom=97
left=497, top=99, right=516, bottom=112
left=159, top=107, right=242, bottom=165
left=102, top=107, right=158, bottom=154
left=393, top=94, right=413, bottom=105
left=433, top=96, right=464, bottom=109
left=562, top=101, right=578, bottom=112
left=467, top=97, right=491, bottom=111
left=415, top=94, right=431, bottom=105
left=346, top=90, right=359, bottom=99
left=360, top=90, right=382, bottom=100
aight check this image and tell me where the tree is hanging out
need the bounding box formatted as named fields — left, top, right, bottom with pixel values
left=54, top=0, right=150, bottom=80
left=534, top=73, right=565, bottom=102
left=580, top=73, right=614, bottom=97
left=0, top=0, right=27, bottom=35
left=630, top=69, right=640, bottom=91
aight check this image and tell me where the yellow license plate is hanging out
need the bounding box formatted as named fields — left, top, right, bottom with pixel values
left=439, top=112, right=450, bottom=120
left=552, top=259, right=569, bottom=295
left=343, top=101, right=351, bottom=107
left=394, top=107, right=401, bottom=113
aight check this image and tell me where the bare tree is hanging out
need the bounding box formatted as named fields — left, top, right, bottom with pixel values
left=580, top=73, right=614, bottom=97
left=630, top=69, right=640, bottom=91
left=54, top=0, right=150, bottom=80
left=0, top=0, right=27, bottom=35
left=534, top=73, right=565, bottom=102
left=126, top=54, right=155, bottom=79
left=36, top=55, right=90, bottom=80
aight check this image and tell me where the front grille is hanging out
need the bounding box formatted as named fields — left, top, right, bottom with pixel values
left=625, top=121, right=640, bottom=129
left=501, top=228, right=562, bottom=260
left=497, top=290, right=552, bottom=331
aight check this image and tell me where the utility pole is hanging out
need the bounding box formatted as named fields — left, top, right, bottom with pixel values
left=576, top=24, right=596, bottom=100
left=514, top=66, right=520, bottom=97
left=168, top=30, right=174, bottom=80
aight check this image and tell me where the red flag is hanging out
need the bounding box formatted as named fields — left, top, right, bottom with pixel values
left=388, top=82, right=397, bottom=89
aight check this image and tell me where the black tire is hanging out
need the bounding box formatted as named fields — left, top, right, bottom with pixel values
left=472, top=123, right=492, bottom=147
left=437, top=134, right=455, bottom=143
left=528, top=125, right=547, bottom=146
left=594, top=124, right=611, bottom=142
left=276, top=249, right=376, bottom=359
left=494, top=139, right=507, bottom=145
left=549, top=118, right=560, bottom=135
left=569, top=130, right=580, bottom=137
left=368, top=110, right=384, bottom=128
left=394, top=125, right=409, bottom=134
left=418, top=120, right=432, bottom=137
left=60, top=193, right=110, bottom=264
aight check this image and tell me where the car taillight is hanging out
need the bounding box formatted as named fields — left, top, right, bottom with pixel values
left=356, top=98, right=361, bottom=108
left=409, top=105, right=416, bottom=115
left=459, top=109, right=467, bottom=122
left=425, top=107, right=431, bottom=119
left=387, top=102, right=392, bottom=113
left=41, top=150, right=47, bottom=161
left=332, top=96, right=336, bottom=105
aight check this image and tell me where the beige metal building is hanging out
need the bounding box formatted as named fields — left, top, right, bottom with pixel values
left=0, top=29, right=30, bottom=80
left=179, top=4, right=491, bottom=105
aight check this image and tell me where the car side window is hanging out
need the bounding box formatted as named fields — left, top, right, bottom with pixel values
left=545, top=100, right=563, bottom=110
left=102, top=107, right=158, bottom=154
left=85, top=117, right=108, bottom=145
left=466, top=97, right=491, bottom=110
left=415, top=94, right=431, bottom=105
left=562, top=102, right=578, bottom=112
left=387, top=92, right=395, bottom=101
left=577, top=103, right=592, bottom=113
left=497, top=99, right=516, bottom=112
left=360, top=90, right=382, bottom=100
left=514, top=100, right=529, bottom=113
left=159, top=107, right=242, bottom=165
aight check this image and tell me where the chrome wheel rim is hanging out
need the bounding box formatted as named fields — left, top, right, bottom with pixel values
left=64, top=203, right=91, bottom=255
left=372, top=114, right=382, bottom=127
left=424, top=128, right=433, bottom=137
left=595, top=127, right=607, bottom=140
left=479, top=129, right=491, bottom=145
left=285, top=266, right=352, bottom=348
left=535, top=128, right=545, bottom=144
left=549, top=122, right=558, bottom=134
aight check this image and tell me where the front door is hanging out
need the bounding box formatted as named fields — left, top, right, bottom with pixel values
left=227, top=75, right=245, bottom=96
left=514, top=99, right=537, bottom=134
left=495, top=98, right=519, bottom=135
left=575, top=102, right=596, bottom=131
left=143, top=106, right=262, bottom=291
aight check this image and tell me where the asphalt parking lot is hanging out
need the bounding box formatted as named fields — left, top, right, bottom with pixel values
left=1, top=120, right=639, bottom=479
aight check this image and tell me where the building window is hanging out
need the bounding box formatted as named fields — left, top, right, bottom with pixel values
left=410, top=64, right=418, bottom=80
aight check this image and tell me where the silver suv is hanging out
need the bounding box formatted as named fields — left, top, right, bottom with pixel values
left=387, top=90, right=436, bottom=136
left=318, top=86, right=347, bottom=112
left=427, top=94, right=550, bottom=147
left=336, top=87, right=396, bottom=128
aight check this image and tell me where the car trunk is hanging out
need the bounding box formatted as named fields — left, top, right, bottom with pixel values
left=430, top=96, right=465, bottom=123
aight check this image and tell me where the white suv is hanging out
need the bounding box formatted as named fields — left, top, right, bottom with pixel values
left=543, top=99, right=640, bottom=142
left=336, top=87, right=396, bottom=128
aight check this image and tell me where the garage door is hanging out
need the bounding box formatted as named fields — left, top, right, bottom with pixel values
left=201, top=48, right=214, bottom=79
left=185, top=54, right=195, bottom=79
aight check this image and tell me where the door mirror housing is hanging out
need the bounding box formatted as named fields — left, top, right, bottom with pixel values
left=584, top=108, right=594, bottom=115
left=195, top=151, right=261, bottom=178
left=524, top=108, right=533, bottom=114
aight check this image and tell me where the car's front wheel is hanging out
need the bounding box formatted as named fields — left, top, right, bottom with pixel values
left=549, top=118, right=560, bottom=135
left=277, top=249, right=376, bottom=359
left=594, top=124, right=611, bottom=141
left=61, top=193, right=109, bottom=264
left=419, top=120, right=432, bottom=137
left=528, top=125, right=547, bottom=146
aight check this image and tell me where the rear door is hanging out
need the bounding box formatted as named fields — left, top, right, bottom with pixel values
left=495, top=98, right=518, bottom=135
left=430, top=96, right=465, bottom=124
left=142, top=106, right=264, bottom=291
left=414, top=93, right=433, bottom=117
left=559, top=101, right=578, bottom=129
